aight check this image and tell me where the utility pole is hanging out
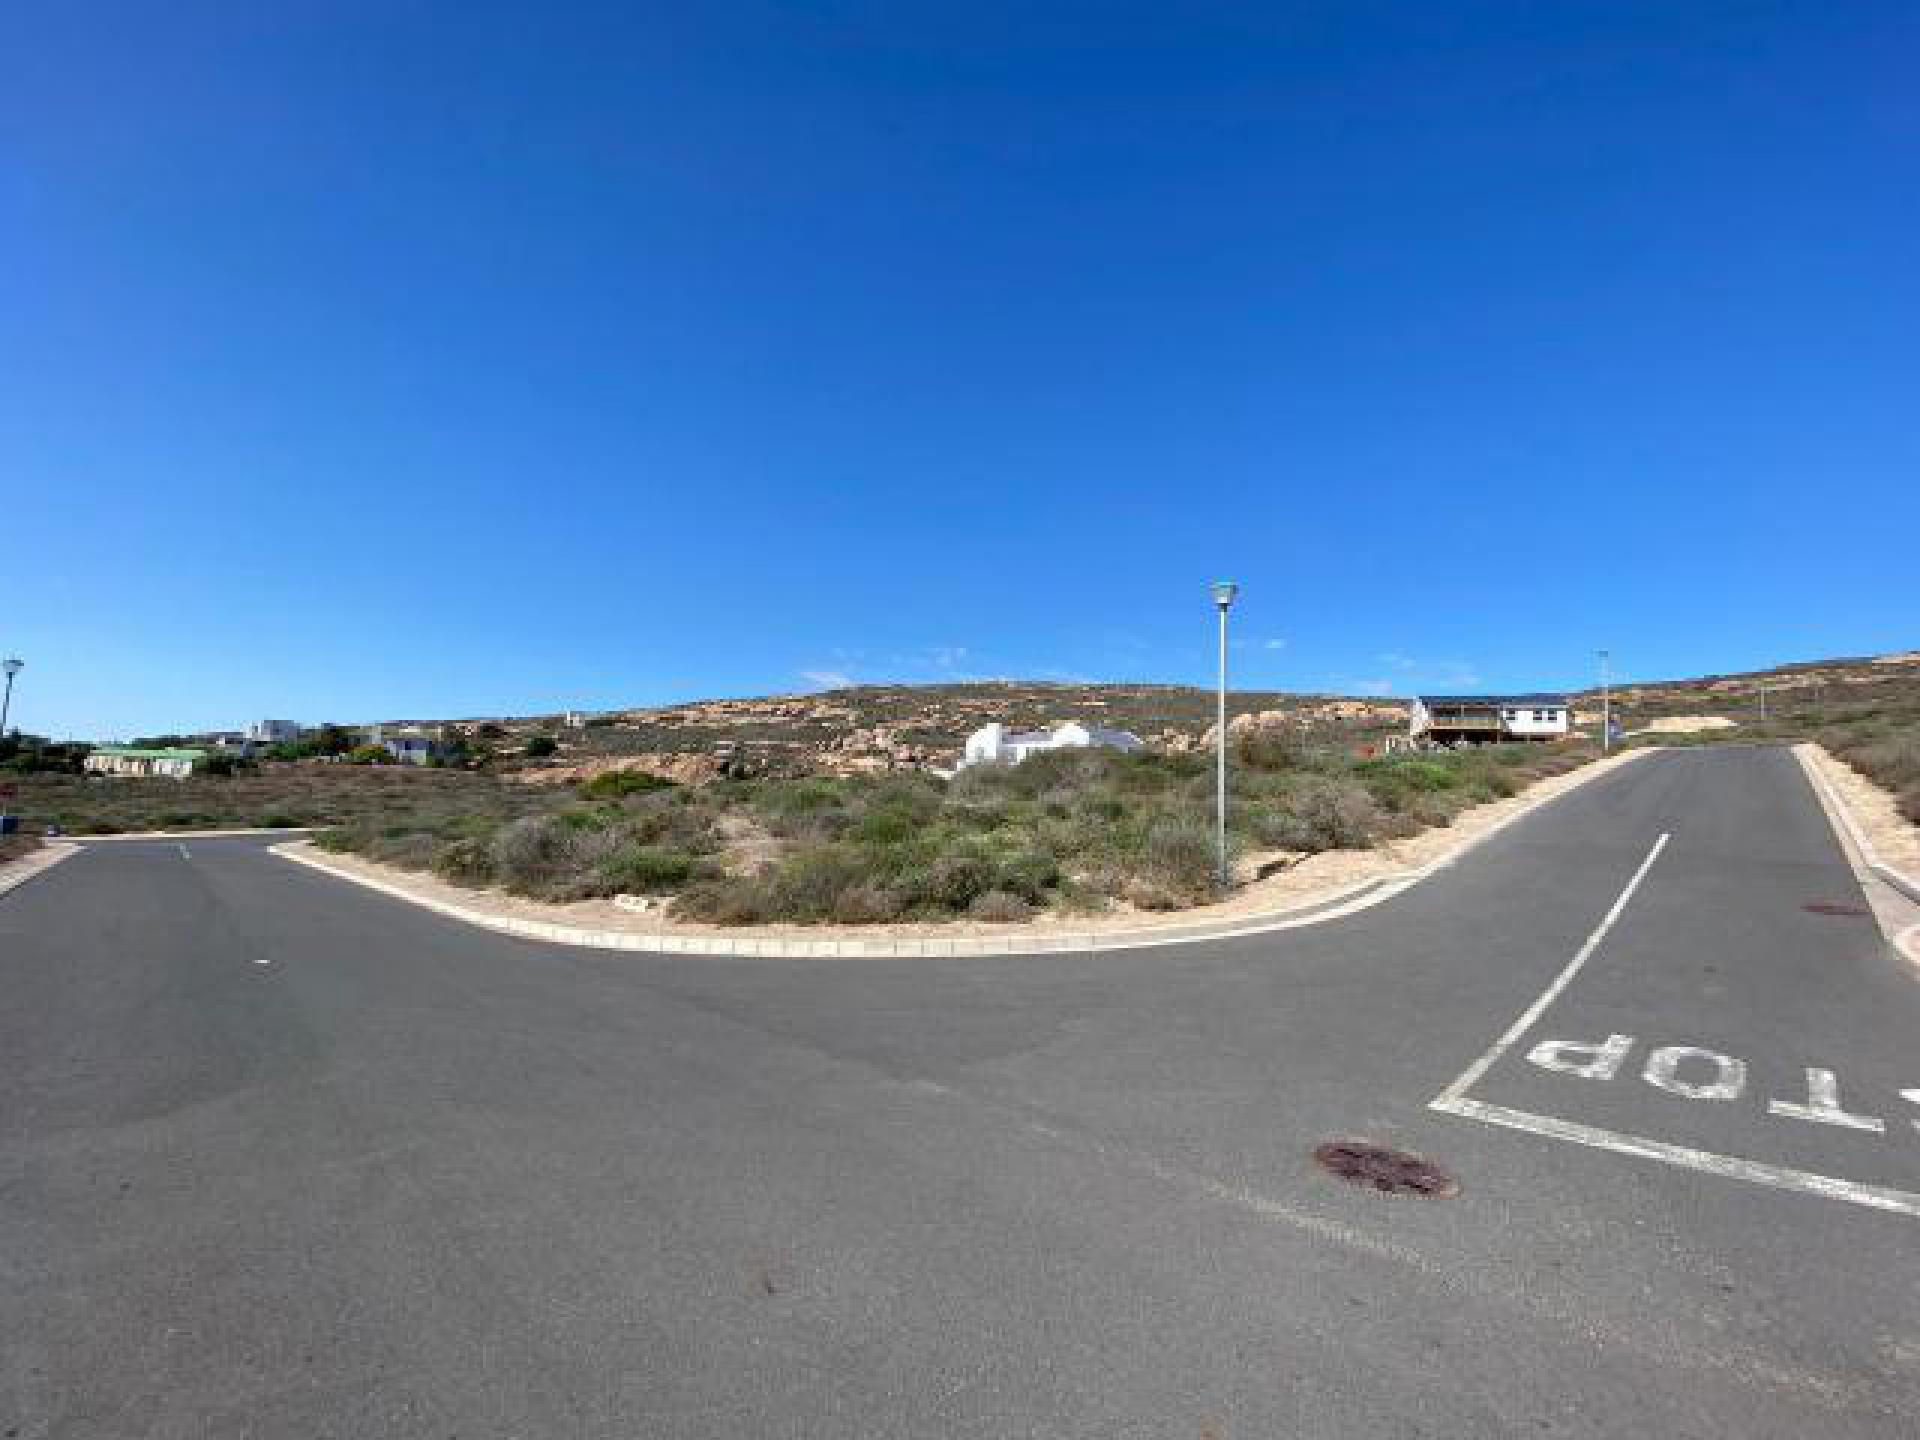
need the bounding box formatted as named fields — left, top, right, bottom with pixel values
left=1598, top=649, right=1611, bottom=753
left=1212, top=582, right=1239, bottom=891
left=1759, top=683, right=1767, bottom=723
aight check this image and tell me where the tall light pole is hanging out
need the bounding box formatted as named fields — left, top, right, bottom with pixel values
left=1212, top=582, right=1238, bottom=890
left=0, top=656, right=21, bottom=739
left=0, top=657, right=20, bottom=834
left=1597, top=649, right=1611, bottom=753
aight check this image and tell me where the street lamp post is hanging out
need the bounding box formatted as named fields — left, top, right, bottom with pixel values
left=0, top=657, right=20, bottom=833
left=1212, top=582, right=1238, bottom=890
left=1597, top=649, right=1611, bottom=753
left=0, top=657, right=20, bottom=739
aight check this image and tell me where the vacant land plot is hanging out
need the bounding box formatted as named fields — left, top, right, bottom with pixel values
left=297, top=738, right=1598, bottom=925
left=11, top=764, right=552, bottom=839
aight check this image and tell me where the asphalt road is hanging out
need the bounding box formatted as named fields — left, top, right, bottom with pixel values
left=4, top=746, right=1918, bottom=1438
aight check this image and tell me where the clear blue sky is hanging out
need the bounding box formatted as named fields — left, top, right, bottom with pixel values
left=6, top=3, right=1915, bottom=739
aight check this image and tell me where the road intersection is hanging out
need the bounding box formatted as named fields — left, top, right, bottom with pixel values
left=3, top=746, right=1917, bottom=1436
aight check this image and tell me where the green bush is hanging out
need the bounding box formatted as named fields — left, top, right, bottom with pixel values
left=598, top=844, right=705, bottom=892
left=524, top=735, right=559, bottom=758
left=578, top=769, right=676, bottom=799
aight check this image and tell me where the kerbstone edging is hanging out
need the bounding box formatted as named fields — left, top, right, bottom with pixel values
left=67, top=826, right=313, bottom=842
left=270, top=748, right=1649, bottom=959
left=1793, top=744, right=1920, bottom=909
left=0, top=843, right=80, bottom=899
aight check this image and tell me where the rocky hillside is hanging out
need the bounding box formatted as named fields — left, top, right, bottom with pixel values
left=491, top=683, right=1409, bottom=785
left=409, top=650, right=1916, bottom=786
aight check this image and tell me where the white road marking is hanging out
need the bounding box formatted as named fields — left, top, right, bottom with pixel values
left=1767, top=1068, right=1886, bottom=1133
left=253, top=958, right=272, bottom=967
left=1902, top=1090, right=1920, bottom=1133
left=1432, top=1096, right=1920, bottom=1219
left=177, top=843, right=191, bottom=860
left=1643, top=1045, right=1746, bottom=1102
left=1527, top=1033, right=1634, bottom=1079
left=1434, top=831, right=1669, bottom=1104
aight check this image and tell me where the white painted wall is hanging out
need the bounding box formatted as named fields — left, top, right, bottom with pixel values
left=959, top=721, right=1144, bottom=768
left=1500, top=705, right=1570, bottom=737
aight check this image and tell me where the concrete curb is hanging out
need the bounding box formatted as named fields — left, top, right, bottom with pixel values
left=1793, top=744, right=1920, bottom=908
left=67, top=826, right=313, bottom=842
left=270, top=749, right=1648, bottom=959
left=0, top=843, right=81, bottom=899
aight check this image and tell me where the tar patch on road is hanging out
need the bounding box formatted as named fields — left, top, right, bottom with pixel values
left=1313, top=1141, right=1459, bottom=1198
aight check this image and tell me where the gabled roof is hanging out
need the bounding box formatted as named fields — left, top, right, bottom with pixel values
left=1417, top=694, right=1570, bottom=707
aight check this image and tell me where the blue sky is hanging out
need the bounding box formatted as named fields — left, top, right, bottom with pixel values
left=5, top=3, right=1915, bottom=739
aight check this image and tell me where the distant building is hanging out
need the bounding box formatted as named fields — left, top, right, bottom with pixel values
left=84, top=746, right=207, bottom=779
left=959, top=721, right=1145, bottom=769
left=248, top=719, right=304, bottom=744
left=1409, top=695, right=1572, bottom=745
left=367, top=724, right=444, bottom=765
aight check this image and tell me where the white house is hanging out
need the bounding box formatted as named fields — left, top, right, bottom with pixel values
left=247, top=719, right=304, bottom=744
left=959, top=721, right=1145, bottom=768
left=367, top=724, right=445, bottom=765
left=1409, top=694, right=1572, bottom=745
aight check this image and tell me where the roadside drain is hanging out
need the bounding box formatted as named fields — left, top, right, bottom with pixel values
left=1803, top=902, right=1870, bottom=917
left=1312, top=1141, right=1459, bottom=1198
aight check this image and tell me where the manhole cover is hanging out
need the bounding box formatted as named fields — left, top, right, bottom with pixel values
left=1312, top=1140, right=1459, bottom=1198
left=1803, top=902, right=1869, bottom=917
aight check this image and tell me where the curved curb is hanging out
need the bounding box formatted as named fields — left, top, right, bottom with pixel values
left=1793, top=745, right=1920, bottom=907
left=270, top=749, right=1648, bottom=959
left=0, top=843, right=80, bottom=900
left=68, top=826, right=313, bottom=843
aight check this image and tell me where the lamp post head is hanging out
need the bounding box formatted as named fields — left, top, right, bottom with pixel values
left=1, top=657, right=20, bottom=679
left=1211, top=581, right=1239, bottom=611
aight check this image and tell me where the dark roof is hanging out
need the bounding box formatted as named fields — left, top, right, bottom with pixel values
left=1417, top=694, right=1570, bottom=707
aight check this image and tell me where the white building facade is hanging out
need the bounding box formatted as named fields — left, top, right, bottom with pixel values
left=247, top=719, right=304, bottom=744
left=960, top=721, right=1145, bottom=769
left=1408, top=694, right=1572, bottom=744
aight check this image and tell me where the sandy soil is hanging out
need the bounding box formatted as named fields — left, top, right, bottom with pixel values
left=1637, top=715, right=1738, bottom=734
left=1804, top=744, right=1920, bottom=880
left=283, top=748, right=1649, bottom=944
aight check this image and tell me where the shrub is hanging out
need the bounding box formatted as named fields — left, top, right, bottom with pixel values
left=672, top=875, right=777, bottom=926
left=432, top=836, right=495, bottom=885
left=598, top=844, right=704, bottom=892
left=524, top=735, right=559, bottom=758
left=1289, top=779, right=1381, bottom=851
left=1235, top=728, right=1309, bottom=772
left=579, top=769, right=676, bottom=799
left=969, top=889, right=1034, bottom=922
left=491, top=814, right=621, bottom=900
left=914, top=853, right=996, bottom=912
left=347, top=745, right=391, bottom=766
left=1137, top=815, right=1218, bottom=894
left=832, top=883, right=904, bottom=924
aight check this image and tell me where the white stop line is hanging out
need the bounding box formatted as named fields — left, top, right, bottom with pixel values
left=1430, top=832, right=1920, bottom=1219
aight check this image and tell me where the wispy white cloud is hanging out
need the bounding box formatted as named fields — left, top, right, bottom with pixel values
left=799, top=668, right=853, bottom=690
left=1349, top=677, right=1397, bottom=696
left=1377, top=651, right=1417, bottom=671
left=1264, top=638, right=1288, bottom=651
left=1432, top=663, right=1482, bottom=688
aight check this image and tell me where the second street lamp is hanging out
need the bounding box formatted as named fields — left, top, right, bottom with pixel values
left=1212, top=582, right=1238, bottom=890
